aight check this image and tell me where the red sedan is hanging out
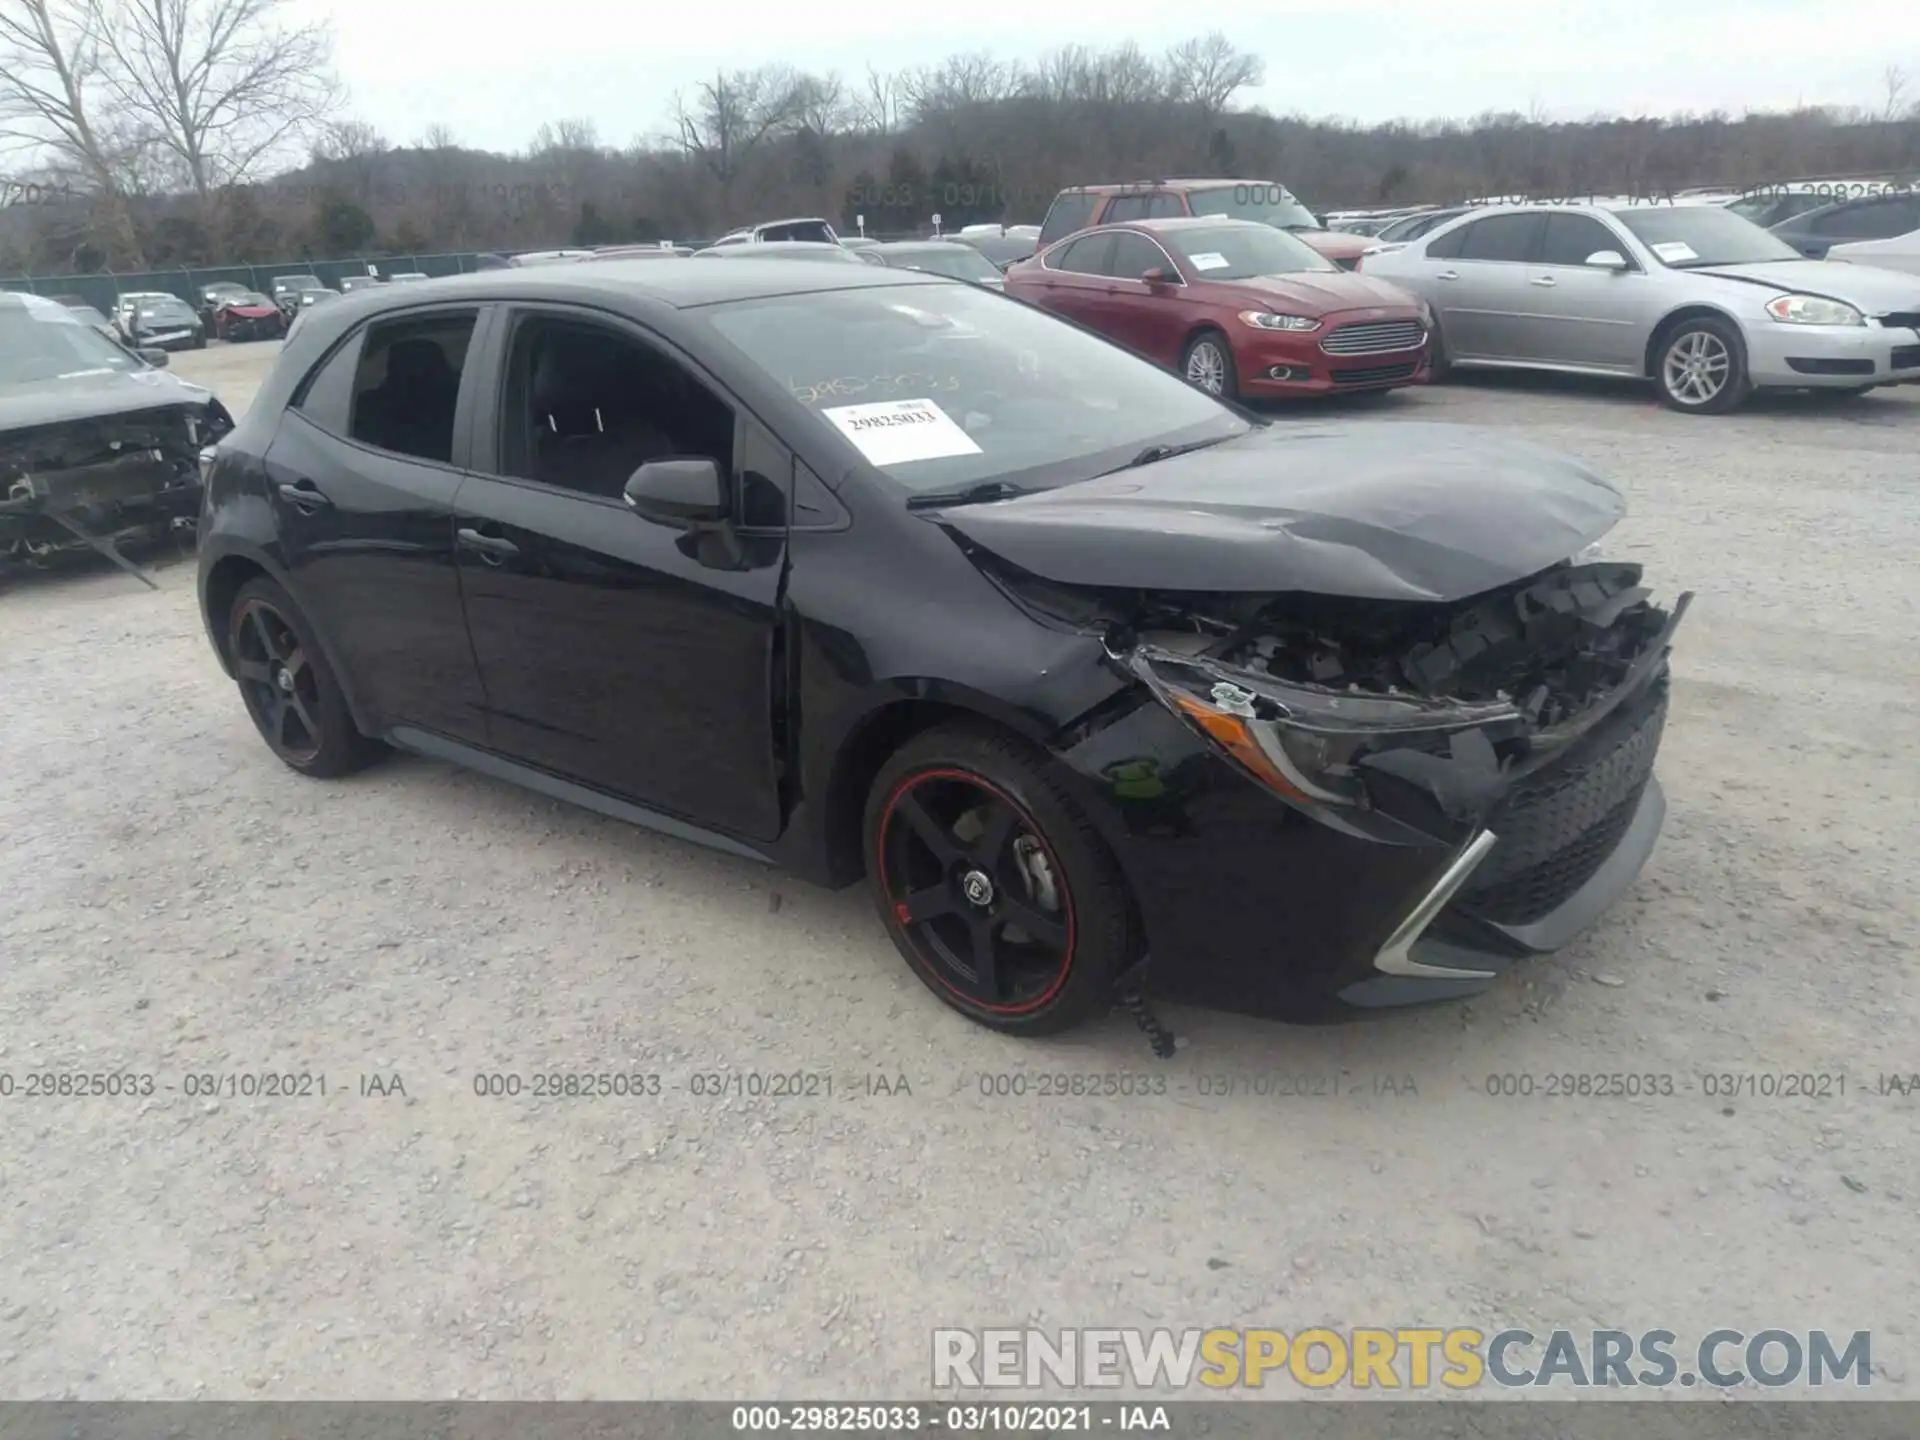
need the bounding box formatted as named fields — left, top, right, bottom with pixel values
left=1004, top=217, right=1432, bottom=401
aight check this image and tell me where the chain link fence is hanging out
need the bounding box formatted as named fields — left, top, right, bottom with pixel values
left=0, top=253, right=486, bottom=314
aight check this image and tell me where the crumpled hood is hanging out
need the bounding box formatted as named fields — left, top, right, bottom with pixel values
left=932, top=421, right=1625, bottom=603
left=1211, top=270, right=1418, bottom=313
left=1695, top=259, right=1920, bottom=314
left=0, top=369, right=216, bottom=433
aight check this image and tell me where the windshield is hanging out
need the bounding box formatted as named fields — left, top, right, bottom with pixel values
left=275, top=276, right=322, bottom=290
left=1185, top=183, right=1322, bottom=231
left=1162, top=223, right=1336, bottom=279
left=0, top=304, right=142, bottom=384
left=701, top=282, right=1247, bottom=494
left=136, top=302, right=195, bottom=322
left=886, top=246, right=1002, bottom=282
left=1611, top=206, right=1803, bottom=267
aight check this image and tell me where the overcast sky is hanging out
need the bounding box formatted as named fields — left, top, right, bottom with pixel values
left=307, top=0, right=1918, bottom=152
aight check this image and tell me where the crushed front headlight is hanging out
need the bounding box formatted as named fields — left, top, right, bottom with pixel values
left=1128, top=648, right=1522, bottom=840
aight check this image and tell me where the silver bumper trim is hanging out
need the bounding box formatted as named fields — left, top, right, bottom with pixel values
left=1372, top=829, right=1500, bottom=980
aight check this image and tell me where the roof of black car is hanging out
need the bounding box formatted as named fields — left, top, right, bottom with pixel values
left=327, top=256, right=947, bottom=310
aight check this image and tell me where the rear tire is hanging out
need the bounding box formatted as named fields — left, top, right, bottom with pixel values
left=863, top=723, right=1135, bottom=1036
left=227, top=576, right=383, bottom=779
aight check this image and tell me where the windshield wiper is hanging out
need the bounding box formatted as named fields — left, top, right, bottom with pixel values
left=1114, top=435, right=1235, bottom=472
left=905, top=480, right=1031, bottom=511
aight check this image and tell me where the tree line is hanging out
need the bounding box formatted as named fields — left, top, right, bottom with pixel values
left=3, top=4, right=1917, bottom=275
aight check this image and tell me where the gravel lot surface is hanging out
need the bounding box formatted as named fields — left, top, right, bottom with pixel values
left=2, top=340, right=1916, bottom=1400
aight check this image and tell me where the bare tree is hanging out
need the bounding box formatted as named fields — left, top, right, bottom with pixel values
left=902, top=51, right=1021, bottom=117
left=1162, top=32, right=1264, bottom=127
left=90, top=0, right=342, bottom=211
left=312, top=117, right=386, bottom=202
left=531, top=117, right=600, bottom=154
left=672, top=66, right=804, bottom=189
left=791, top=72, right=849, bottom=136
left=1883, top=64, right=1910, bottom=123
left=854, top=62, right=897, bottom=135
left=416, top=121, right=455, bottom=150
left=0, top=0, right=145, bottom=262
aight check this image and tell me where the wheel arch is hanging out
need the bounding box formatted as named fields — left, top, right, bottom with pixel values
left=1643, top=303, right=1746, bottom=379
left=199, top=543, right=374, bottom=735
left=814, top=689, right=1058, bottom=888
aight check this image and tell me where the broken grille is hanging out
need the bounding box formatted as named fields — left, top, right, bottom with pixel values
left=1458, top=682, right=1668, bottom=924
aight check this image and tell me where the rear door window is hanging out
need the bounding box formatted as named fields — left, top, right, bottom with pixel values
left=1047, top=233, right=1118, bottom=276
left=345, top=312, right=479, bottom=465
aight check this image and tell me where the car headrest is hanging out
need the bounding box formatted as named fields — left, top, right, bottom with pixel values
left=530, top=341, right=613, bottom=418
left=385, top=338, right=455, bottom=390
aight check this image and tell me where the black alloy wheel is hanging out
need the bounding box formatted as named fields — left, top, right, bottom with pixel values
left=227, top=576, right=381, bottom=777
left=865, top=724, right=1133, bottom=1034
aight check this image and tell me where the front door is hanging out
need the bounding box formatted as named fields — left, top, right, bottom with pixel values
left=450, top=305, right=788, bottom=842
left=1519, top=213, right=1649, bottom=370
left=259, top=305, right=492, bottom=742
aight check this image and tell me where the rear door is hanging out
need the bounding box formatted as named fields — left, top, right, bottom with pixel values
left=260, top=304, right=492, bottom=742
left=448, top=303, right=788, bottom=841
left=1436, top=212, right=1547, bottom=361
left=1518, top=213, right=1651, bottom=370
left=1029, top=234, right=1121, bottom=326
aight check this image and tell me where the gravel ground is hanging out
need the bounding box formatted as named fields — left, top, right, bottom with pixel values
left=2, top=341, right=1916, bottom=1401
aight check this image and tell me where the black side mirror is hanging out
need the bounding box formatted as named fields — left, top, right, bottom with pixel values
left=623, top=457, right=728, bottom=529
left=138, top=347, right=169, bottom=367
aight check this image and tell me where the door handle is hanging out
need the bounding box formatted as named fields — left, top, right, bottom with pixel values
left=1435, top=269, right=1459, bottom=280
left=1530, top=275, right=1556, bottom=287
left=275, top=479, right=330, bottom=510
left=456, top=526, right=519, bottom=562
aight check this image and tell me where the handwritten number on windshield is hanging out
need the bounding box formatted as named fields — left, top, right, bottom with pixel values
left=791, top=373, right=960, bottom=405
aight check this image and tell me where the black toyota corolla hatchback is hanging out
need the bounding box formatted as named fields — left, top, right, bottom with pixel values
left=197, top=259, right=1689, bottom=1035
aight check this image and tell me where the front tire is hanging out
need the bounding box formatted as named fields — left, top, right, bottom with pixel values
left=1181, top=331, right=1239, bottom=399
left=1653, top=316, right=1750, bottom=414
left=863, top=723, right=1135, bottom=1036
left=227, top=576, right=382, bottom=778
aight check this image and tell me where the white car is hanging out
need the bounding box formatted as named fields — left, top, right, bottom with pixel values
left=1828, top=225, right=1920, bottom=277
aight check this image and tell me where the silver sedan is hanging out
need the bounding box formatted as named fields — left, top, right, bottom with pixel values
left=1360, top=202, right=1920, bottom=413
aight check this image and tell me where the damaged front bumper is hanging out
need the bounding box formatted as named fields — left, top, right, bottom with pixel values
left=1, top=401, right=228, bottom=585
left=1054, top=561, right=1691, bottom=1021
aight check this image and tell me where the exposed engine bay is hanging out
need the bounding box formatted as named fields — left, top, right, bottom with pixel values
left=986, top=552, right=1691, bottom=847
left=1142, top=561, right=1677, bottom=731
left=1, top=400, right=228, bottom=584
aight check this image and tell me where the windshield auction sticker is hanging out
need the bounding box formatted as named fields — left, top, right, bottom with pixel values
left=1189, top=252, right=1231, bottom=270
left=822, top=398, right=984, bottom=466
left=1650, top=241, right=1699, bottom=263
